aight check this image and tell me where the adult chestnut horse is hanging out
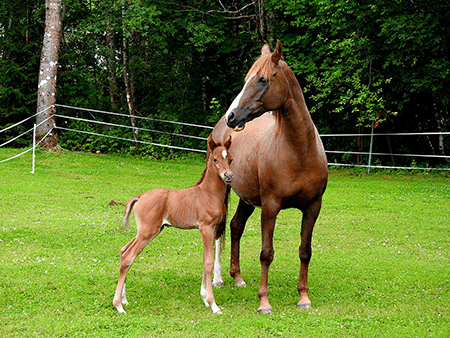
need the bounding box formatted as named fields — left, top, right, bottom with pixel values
left=209, top=40, right=328, bottom=314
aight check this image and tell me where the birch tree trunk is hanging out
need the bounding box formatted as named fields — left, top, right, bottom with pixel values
left=36, top=0, right=62, bottom=150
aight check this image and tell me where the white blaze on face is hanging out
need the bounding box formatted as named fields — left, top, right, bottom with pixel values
left=222, top=149, right=228, bottom=159
left=225, top=73, right=255, bottom=121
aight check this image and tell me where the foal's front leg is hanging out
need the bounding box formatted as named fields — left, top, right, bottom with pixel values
left=199, top=225, right=221, bottom=314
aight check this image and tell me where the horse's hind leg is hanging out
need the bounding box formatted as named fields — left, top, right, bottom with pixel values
left=229, top=199, right=255, bottom=287
left=212, top=237, right=224, bottom=288
left=297, top=197, right=322, bottom=309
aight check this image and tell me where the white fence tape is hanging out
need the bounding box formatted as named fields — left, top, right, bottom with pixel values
left=1, top=104, right=449, bottom=171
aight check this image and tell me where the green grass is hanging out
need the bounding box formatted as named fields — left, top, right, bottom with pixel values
left=1, top=148, right=449, bottom=337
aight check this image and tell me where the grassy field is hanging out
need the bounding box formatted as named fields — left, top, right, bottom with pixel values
left=1, top=148, right=449, bottom=337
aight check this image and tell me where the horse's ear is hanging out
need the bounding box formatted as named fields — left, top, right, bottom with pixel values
left=271, top=40, right=283, bottom=65
left=207, top=134, right=217, bottom=151
left=224, top=135, right=232, bottom=150
left=261, top=41, right=271, bottom=55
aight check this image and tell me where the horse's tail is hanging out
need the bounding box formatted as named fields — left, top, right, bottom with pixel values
left=121, top=194, right=142, bottom=228
left=215, top=186, right=231, bottom=246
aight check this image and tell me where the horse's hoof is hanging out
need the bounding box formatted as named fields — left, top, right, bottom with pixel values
left=235, top=280, right=247, bottom=288
left=258, top=307, right=273, bottom=315
left=297, top=302, right=312, bottom=309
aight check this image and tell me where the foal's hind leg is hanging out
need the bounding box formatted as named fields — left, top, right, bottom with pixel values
left=199, top=225, right=221, bottom=313
left=297, top=197, right=322, bottom=309
left=229, top=199, right=255, bottom=287
left=113, top=227, right=161, bottom=313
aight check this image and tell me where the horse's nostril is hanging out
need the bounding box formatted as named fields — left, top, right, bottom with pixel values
left=227, top=112, right=235, bottom=122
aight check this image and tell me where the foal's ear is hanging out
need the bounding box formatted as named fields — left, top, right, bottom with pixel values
left=224, top=135, right=232, bottom=150
left=207, top=134, right=217, bottom=150
left=271, top=39, right=283, bottom=65
left=261, top=41, right=271, bottom=55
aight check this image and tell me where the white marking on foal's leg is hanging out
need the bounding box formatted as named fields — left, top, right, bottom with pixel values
left=121, top=283, right=129, bottom=306
left=213, top=238, right=224, bottom=288
left=211, top=302, right=221, bottom=314
left=225, top=74, right=255, bottom=121
left=200, top=284, right=209, bottom=307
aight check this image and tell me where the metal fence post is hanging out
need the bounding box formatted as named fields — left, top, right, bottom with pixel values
left=31, top=123, right=36, bottom=174
left=367, top=122, right=375, bottom=174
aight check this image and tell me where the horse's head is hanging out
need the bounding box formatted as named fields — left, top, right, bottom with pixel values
left=207, top=135, right=233, bottom=185
left=225, top=40, right=289, bottom=131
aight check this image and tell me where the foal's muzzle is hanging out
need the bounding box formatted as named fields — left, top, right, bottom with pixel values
left=223, top=172, right=233, bottom=185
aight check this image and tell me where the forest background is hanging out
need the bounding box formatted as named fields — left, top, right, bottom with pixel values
left=1, top=0, right=449, bottom=166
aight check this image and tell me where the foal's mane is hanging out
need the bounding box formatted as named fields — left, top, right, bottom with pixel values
left=193, top=149, right=211, bottom=187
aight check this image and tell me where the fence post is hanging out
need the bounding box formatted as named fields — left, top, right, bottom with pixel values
left=31, top=124, right=36, bottom=174
left=367, top=122, right=375, bottom=174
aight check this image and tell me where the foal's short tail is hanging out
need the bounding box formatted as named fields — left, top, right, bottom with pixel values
left=121, top=195, right=142, bottom=228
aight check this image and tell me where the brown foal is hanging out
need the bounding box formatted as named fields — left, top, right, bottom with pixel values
left=113, top=136, right=232, bottom=314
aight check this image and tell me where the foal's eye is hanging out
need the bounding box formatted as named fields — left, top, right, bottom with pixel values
left=213, top=159, right=217, bottom=163
left=258, top=76, right=266, bottom=84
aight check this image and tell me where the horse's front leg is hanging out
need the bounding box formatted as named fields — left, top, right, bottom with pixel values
left=229, top=199, right=255, bottom=287
left=257, top=201, right=279, bottom=314
left=199, top=225, right=222, bottom=314
left=297, top=197, right=322, bottom=309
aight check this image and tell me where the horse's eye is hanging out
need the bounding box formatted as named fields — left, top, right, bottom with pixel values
left=213, top=159, right=217, bottom=163
left=258, top=76, right=266, bottom=83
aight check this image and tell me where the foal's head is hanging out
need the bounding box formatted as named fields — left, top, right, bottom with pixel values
left=207, top=135, right=233, bottom=185
left=225, top=40, right=291, bottom=131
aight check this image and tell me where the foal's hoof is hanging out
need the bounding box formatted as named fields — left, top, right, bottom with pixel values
left=212, top=281, right=224, bottom=289
left=114, top=304, right=127, bottom=314
left=257, top=307, right=273, bottom=315
left=297, top=302, right=312, bottom=309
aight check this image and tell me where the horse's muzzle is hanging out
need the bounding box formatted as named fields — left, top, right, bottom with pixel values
left=225, top=112, right=245, bottom=131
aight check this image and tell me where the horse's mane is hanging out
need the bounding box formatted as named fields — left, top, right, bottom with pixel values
left=245, top=54, right=273, bottom=81
left=245, top=51, right=284, bottom=82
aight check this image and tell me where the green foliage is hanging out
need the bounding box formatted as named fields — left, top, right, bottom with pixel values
left=1, top=149, right=449, bottom=336
left=268, top=0, right=449, bottom=159
left=1, top=0, right=449, bottom=161
left=0, top=0, right=43, bottom=145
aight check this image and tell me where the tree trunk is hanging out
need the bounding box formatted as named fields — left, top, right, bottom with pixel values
left=36, top=0, right=62, bottom=151
left=255, top=0, right=273, bottom=45
left=122, top=1, right=139, bottom=146
left=433, top=91, right=449, bottom=162
left=106, top=12, right=119, bottom=110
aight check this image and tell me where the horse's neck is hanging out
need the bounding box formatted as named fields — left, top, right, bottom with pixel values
left=276, top=79, right=317, bottom=150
